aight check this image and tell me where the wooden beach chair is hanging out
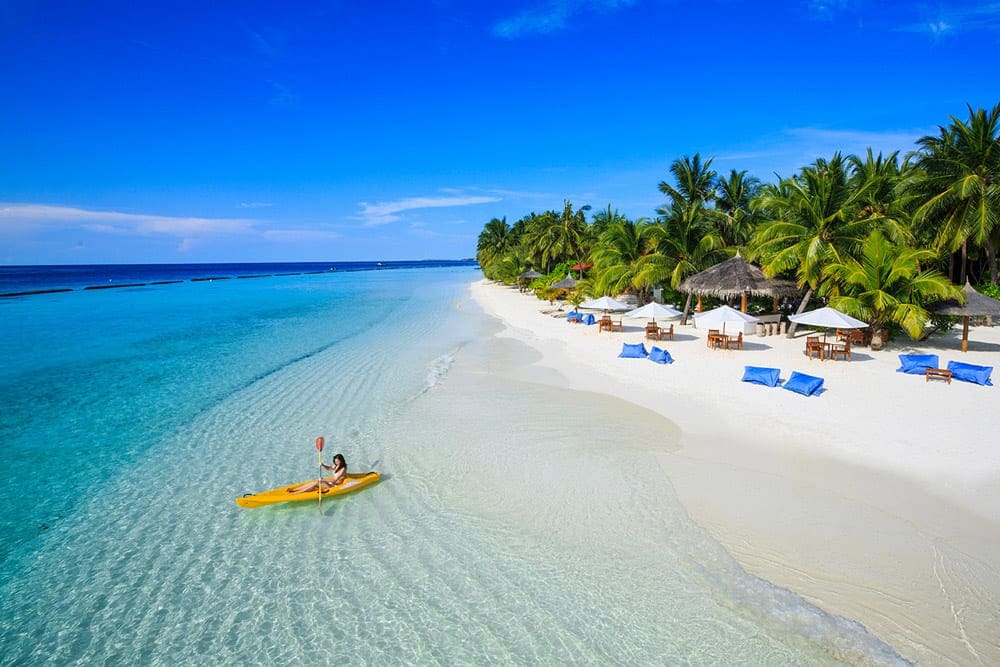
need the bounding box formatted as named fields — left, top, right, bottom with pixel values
left=805, top=336, right=824, bottom=360
left=829, top=339, right=851, bottom=361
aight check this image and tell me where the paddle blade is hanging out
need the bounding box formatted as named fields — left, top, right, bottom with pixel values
left=315, top=436, right=325, bottom=452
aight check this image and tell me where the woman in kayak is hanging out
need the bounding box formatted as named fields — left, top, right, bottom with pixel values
left=287, top=454, right=347, bottom=493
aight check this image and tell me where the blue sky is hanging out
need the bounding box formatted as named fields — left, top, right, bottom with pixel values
left=1, top=0, right=998, bottom=264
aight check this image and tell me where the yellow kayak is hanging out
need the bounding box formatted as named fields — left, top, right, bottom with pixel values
left=236, top=472, right=381, bottom=508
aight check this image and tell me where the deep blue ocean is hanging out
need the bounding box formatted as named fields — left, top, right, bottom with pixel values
left=0, top=262, right=903, bottom=665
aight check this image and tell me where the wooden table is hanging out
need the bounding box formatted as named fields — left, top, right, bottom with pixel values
left=925, top=368, right=952, bottom=383
left=707, top=332, right=727, bottom=349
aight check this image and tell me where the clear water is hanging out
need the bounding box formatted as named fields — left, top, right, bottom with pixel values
left=0, top=265, right=906, bottom=665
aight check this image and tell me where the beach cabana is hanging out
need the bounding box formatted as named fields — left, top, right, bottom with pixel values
left=679, top=253, right=799, bottom=313
left=930, top=281, right=1000, bottom=353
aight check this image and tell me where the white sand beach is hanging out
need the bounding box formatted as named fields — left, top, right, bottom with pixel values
left=471, top=279, right=1000, bottom=665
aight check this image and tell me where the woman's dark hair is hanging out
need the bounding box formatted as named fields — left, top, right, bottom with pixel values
left=332, top=454, right=346, bottom=470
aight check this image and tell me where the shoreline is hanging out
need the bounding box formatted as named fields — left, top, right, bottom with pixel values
left=470, top=279, right=1000, bottom=664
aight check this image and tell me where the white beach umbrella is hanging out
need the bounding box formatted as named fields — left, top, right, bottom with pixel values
left=692, top=304, right=760, bottom=334
left=624, top=302, right=682, bottom=323
left=788, top=306, right=867, bottom=341
left=580, top=296, right=631, bottom=312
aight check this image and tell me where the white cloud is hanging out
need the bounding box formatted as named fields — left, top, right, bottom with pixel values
left=493, top=0, right=637, bottom=39
left=894, top=2, right=1000, bottom=37
left=0, top=203, right=255, bottom=237
left=357, top=195, right=501, bottom=227
left=239, top=201, right=273, bottom=209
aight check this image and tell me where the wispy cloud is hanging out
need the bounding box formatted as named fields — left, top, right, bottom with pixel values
left=268, top=81, right=300, bottom=108
left=712, top=126, right=929, bottom=180
left=493, top=0, right=637, bottom=39
left=806, top=0, right=849, bottom=21
left=357, top=194, right=501, bottom=227
left=894, top=2, right=1000, bottom=37
left=241, top=21, right=281, bottom=57
left=1, top=204, right=255, bottom=236
left=239, top=201, right=273, bottom=209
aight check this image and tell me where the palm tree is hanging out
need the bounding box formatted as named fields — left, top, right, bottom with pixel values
left=590, top=217, right=665, bottom=304
left=476, top=217, right=513, bottom=280
left=658, top=154, right=717, bottom=206
left=847, top=149, right=916, bottom=246
left=653, top=155, right=725, bottom=321
left=590, top=204, right=628, bottom=241
left=519, top=201, right=591, bottom=273
left=748, top=153, right=875, bottom=335
left=911, top=103, right=1000, bottom=284
left=714, top=169, right=762, bottom=249
left=824, top=230, right=962, bottom=339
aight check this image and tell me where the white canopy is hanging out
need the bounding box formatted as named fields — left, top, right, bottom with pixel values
left=788, top=307, right=867, bottom=329
left=693, top=304, right=760, bottom=333
left=624, top=302, right=682, bottom=320
left=580, top=296, right=631, bottom=311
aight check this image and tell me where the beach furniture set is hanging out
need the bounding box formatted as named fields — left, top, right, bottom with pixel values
left=617, top=342, right=673, bottom=364
left=741, top=366, right=825, bottom=396
left=897, top=354, right=993, bottom=386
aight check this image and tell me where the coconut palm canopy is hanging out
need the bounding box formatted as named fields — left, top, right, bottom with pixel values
left=678, top=254, right=799, bottom=299
left=930, top=282, right=1000, bottom=352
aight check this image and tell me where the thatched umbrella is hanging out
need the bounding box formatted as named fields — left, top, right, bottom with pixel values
left=678, top=254, right=799, bottom=313
left=550, top=274, right=577, bottom=290
left=930, top=281, right=1000, bottom=352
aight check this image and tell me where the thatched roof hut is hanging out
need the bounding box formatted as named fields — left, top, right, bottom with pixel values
left=930, top=281, right=1000, bottom=352
left=678, top=254, right=800, bottom=312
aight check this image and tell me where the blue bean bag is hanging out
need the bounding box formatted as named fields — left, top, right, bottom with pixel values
left=566, top=311, right=582, bottom=322
left=897, top=354, right=939, bottom=375
left=946, top=361, right=994, bottom=386
left=742, top=366, right=780, bottom=387
left=783, top=371, right=824, bottom=396
left=618, top=342, right=648, bottom=358
left=648, top=346, right=674, bottom=364
left=582, top=313, right=596, bottom=325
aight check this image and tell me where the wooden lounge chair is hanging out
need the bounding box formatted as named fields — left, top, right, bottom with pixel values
left=829, top=339, right=851, bottom=361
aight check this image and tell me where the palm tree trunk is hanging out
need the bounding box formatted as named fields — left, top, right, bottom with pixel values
left=988, top=240, right=998, bottom=284
left=680, top=292, right=694, bottom=325
left=785, top=287, right=813, bottom=338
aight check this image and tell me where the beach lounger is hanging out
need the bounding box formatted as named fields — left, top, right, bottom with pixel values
left=741, top=366, right=780, bottom=387
left=618, top=342, right=648, bottom=358
left=896, top=354, right=939, bottom=375
left=648, top=346, right=673, bottom=364
left=946, top=361, right=994, bottom=386
left=783, top=371, right=824, bottom=396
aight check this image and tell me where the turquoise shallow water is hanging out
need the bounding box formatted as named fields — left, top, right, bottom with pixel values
left=0, top=266, right=905, bottom=664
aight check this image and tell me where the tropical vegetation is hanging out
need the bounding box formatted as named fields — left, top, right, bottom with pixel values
left=476, top=103, right=1000, bottom=342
